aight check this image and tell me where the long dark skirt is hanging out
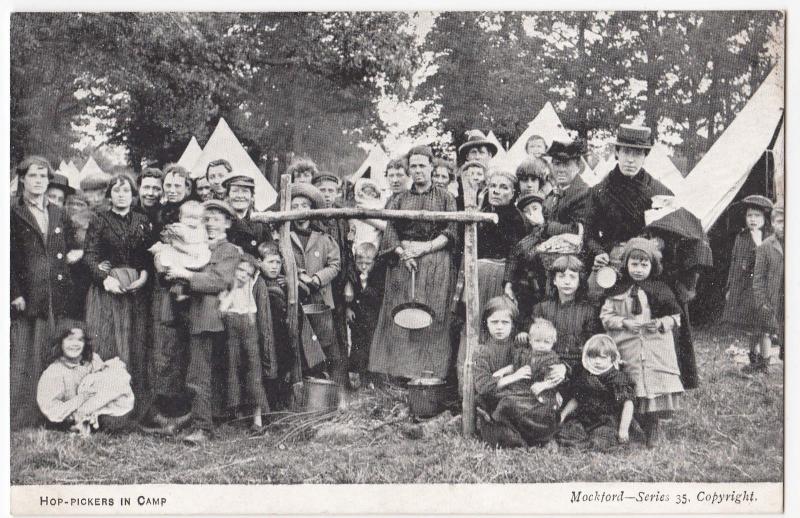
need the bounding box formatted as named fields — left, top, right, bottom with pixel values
left=369, top=249, right=455, bottom=380
left=86, top=284, right=150, bottom=414
left=491, top=393, right=561, bottom=447
left=11, top=316, right=56, bottom=430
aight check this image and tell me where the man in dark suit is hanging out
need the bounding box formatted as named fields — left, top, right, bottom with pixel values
left=11, top=156, right=83, bottom=429
left=542, top=139, right=592, bottom=249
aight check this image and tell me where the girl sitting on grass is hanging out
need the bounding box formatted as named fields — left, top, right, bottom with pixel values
left=600, top=238, right=683, bottom=449
left=36, top=324, right=134, bottom=437
left=558, top=334, right=635, bottom=451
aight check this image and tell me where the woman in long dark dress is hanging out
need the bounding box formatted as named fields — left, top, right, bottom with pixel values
left=11, top=156, right=81, bottom=429
left=369, top=146, right=459, bottom=380
left=83, top=174, right=151, bottom=410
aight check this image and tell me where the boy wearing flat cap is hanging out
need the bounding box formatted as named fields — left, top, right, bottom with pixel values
left=223, top=173, right=274, bottom=258
left=288, top=183, right=347, bottom=391
left=164, top=199, right=242, bottom=445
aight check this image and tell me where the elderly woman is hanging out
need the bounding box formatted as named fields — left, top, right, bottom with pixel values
left=164, top=199, right=242, bottom=445
left=11, top=156, right=82, bottom=429
left=83, top=174, right=151, bottom=410
left=369, top=145, right=459, bottom=381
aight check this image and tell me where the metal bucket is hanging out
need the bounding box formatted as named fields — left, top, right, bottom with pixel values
left=407, top=374, right=447, bottom=418
left=302, top=376, right=338, bottom=412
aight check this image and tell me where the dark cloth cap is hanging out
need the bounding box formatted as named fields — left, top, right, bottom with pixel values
left=516, top=192, right=546, bottom=211
left=614, top=124, right=653, bottom=150
left=311, top=172, right=340, bottom=186
left=290, top=182, right=324, bottom=209
left=202, top=199, right=236, bottom=218
left=546, top=138, right=587, bottom=160
left=222, top=174, right=255, bottom=189
left=457, top=130, right=498, bottom=162
left=737, top=194, right=774, bottom=212
left=48, top=173, right=75, bottom=195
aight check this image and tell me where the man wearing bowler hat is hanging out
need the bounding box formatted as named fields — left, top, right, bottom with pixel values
left=223, top=173, right=274, bottom=258
left=586, top=124, right=709, bottom=391
left=45, top=173, right=75, bottom=207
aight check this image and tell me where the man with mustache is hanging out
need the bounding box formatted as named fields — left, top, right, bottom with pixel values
left=542, top=138, right=593, bottom=246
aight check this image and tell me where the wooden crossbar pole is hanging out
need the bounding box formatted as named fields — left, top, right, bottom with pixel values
left=251, top=207, right=498, bottom=225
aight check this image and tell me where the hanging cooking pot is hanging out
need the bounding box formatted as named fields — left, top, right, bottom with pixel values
left=392, top=268, right=435, bottom=330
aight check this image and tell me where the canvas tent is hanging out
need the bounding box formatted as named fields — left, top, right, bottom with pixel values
left=57, top=160, right=69, bottom=175
left=497, top=102, right=570, bottom=171
left=177, top=136, right=203, bottom=170
left=188, top=118, right=278, bottom=211
left=674, top=63, right=784, bottom=231
left=73, top=156, right=106, bottom=189
left=63, top=161, right=82, bottom=188
left=587, top=144, right=685, bottom=192
left=675, top=63, right=784, bottom=323
left=487, top=130, right=508, bottom=166
left=349, top=146, right=391, bottom=196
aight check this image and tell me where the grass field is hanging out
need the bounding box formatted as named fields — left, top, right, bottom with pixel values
left=10, top=325, right=783, bottom=484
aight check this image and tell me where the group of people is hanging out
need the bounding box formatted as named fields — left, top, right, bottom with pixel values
left=9, top=121, right=783, bottom=451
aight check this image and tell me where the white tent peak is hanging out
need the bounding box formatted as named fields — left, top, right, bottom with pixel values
left=496, top=102, right=578, bottom=172
left=73, top=156, right=108, bottom=189
left=487, top=131, right=505, bottom=152
left=675, top=62, right=784, bottom=230
left=188, top=118, right=277, bottom=211
left=177, top=136, right=203, bottom=169
left=64, top=161, right=82, bottom=188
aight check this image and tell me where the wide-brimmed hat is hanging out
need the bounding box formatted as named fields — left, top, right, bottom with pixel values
left=546, top=138, right=587, bottom=160
left=516, top=192, right=546, bottom=211
left=221, top=174, right=255, bottom=190
left=736, top=194, right=774, bottom=212
left=311, top=172, right=340, bottom=186
left=290, top=182, right=324, bottom=209
left=202, top=199, right=236, bottom=218
left=48, top=173, right=75, bottom=196
left=457, top=130, right=498, bottom=163
left=613, top=124, right=653, bottom=150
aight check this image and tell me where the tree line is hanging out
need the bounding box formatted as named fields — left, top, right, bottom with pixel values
left=11, top=11, right=782, bottom=174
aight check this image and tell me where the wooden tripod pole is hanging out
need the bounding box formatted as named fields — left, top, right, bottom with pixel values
left=277, top=174, right=304, bottom=393
left=461, top=181, right=480, bottom=436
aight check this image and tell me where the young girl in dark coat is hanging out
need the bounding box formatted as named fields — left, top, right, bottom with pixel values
left=558, top=334, right=635, bottom=451
left=258, top=241, right=295, bottom=410
left=720, top=195, right=774, bottom=373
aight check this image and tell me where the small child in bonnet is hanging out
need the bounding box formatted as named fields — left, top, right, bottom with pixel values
left=558, top=334, right=635, bottom=451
